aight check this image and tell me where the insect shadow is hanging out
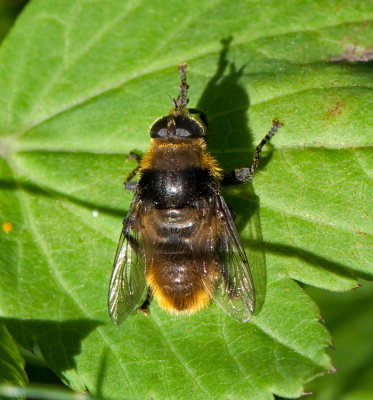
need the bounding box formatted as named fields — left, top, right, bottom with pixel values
left=199, top=38, right=359, bottom=294
left=196, top=37, right=272, bottom=313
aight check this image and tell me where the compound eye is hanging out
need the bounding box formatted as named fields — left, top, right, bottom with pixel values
left=150, top=117, right=169, bottom=138
left=149, top=114, right=206, bottom=138
left=174, top=115, right=205, bottom=138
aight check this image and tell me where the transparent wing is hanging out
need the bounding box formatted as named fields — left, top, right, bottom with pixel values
left=108, top=197, right=148, bottom=325
left=206, top=194, right=255, bottom=322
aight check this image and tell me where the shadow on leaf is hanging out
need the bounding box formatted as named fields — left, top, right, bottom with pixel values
left=1, top=317, right=101, bottom=385
left=245, top=240, right=359, bottom=282
left=0, top=179, right=124, bottom=216
left=195, top=37, right=276, bottom=312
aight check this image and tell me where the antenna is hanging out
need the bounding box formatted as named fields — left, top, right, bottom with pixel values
left=175, top=63, right=189, bottom=109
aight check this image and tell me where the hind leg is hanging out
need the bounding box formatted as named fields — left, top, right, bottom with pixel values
left=137, top=288, right=152, bottom=315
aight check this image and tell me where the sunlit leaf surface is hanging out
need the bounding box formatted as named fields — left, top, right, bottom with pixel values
left=0, top=0, right=372, bottom=398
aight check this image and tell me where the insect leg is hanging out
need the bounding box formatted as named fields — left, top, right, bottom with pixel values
left=137, top=287, right=153, bottom=315
left=124, top=181, right=138, bottom=191
left=222, top=120, right=283, bottom=185
left=124, top=152, right=141, bottom=191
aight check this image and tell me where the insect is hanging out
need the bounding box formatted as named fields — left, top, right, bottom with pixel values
left=108, top=64, right=282, bottom=324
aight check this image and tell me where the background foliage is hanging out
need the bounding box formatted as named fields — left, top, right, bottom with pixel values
left=0, top=0, right=372, bottom=399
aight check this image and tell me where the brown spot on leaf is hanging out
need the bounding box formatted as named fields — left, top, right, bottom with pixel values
left=326, top=100, right=346, bottom=117
left=353, top=230, right=367, bottom=237
left=330, top=43, right=373, bottom=62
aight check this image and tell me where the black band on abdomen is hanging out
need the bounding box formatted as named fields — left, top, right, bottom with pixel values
left=139, top=168, right=214, bottom=209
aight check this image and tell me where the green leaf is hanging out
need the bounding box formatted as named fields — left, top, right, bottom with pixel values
left=305, top=281, right=373, bottom=400
left=0, top=0, right=372, bottom=399
left=0, top=323, right=28, bottom=393
left=0, top=384, right=93, bottom=400
left=0, top=0, right=27, bottom=43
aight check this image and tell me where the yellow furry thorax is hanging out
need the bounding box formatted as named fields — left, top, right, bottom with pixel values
left=140, top=137, right=222, bottom=179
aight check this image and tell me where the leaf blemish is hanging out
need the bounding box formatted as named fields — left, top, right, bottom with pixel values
left=325, top=100, right=346, bottom=117
left=2, top=222, right=12, bottom=233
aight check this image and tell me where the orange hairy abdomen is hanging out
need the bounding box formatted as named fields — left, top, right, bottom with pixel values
left=146, top=257, right=217, bottom=314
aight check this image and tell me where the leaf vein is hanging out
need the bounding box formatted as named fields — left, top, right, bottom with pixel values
left=150, top=313, right=211, bottom=398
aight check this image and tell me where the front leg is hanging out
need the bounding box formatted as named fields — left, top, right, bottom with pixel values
left=222, top=120, right=283, bottom=186
left=124, top=181, right=138, bottom=191
left=124, top=152, right=141, bottom=191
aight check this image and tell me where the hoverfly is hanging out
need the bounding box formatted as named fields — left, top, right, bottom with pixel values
left=108, top=64, right=282, bottom=324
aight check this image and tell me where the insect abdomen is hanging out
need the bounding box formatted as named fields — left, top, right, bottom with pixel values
left=146, top=255, right=216, bottom=314
left=139, top=205, right=218, bottom=314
